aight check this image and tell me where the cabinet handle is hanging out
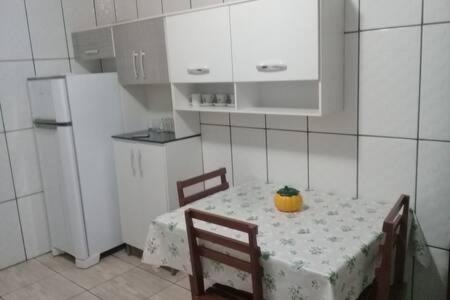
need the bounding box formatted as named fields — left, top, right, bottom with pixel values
left=256, top=62, right=287, bottom=72
left=130, top=149, right=136, bottom=177
left=132, top=51, right=139, bottom=79
left=138, top=150, right=143, bottom=178
left=187, top=67, right=210, bottom=75
left=84, top=49, right=99, bottom=55
left=140, top=51, right=146, bottom=80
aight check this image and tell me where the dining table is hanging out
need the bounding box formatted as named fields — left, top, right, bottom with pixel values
left=142, top=181, right=430, bottom=300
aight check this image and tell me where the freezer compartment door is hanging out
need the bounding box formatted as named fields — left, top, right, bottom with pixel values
left=35, top=125, right=88, bottom=259
left=28, top=78, right=71, bottom=123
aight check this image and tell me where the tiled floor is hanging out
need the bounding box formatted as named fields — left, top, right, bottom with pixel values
left=0, top=250, right=191, bottom=300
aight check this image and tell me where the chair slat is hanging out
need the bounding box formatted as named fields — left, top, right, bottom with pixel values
left=195, top=228, right=251, bottom=254
left=198, top=246, right=252, bottom=273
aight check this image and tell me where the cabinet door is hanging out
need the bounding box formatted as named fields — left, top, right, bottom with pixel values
left=137, top=0, right=162, bottom=18
left=166, top=6, right=233, bottom=83
left=113, top=141, right=141, bottom=248
left=230, top=0, right=319, bottom=82
left=113, top=22, right=141, bottom=85
left=136, top=18, right=169, bottom=84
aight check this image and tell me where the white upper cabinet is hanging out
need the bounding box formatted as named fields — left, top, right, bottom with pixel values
left=230, top=0, right=319, bottom=82
left=165, top=6, right=233, bottom=83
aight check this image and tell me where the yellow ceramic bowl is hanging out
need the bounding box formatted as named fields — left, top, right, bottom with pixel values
left=273, top=194, right=303, bottom=212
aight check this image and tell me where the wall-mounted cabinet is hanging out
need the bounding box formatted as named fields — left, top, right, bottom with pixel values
left=113, top=18, right=169, bottom=85
left=165, top=6, right=233, bottom=83
left=72, top=27, right=115, bottom=60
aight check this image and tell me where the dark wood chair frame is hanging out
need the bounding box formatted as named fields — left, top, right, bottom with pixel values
left=177, top=168, right=229, bottom=207
left=185, top=208, right=263, bottom=300
left=371, top=194, right=410, bottom=300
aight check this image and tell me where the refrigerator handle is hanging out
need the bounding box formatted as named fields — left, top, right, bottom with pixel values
left=138, top=150, right=143, bottom=178
left=130, top=149, right=136, bottom=177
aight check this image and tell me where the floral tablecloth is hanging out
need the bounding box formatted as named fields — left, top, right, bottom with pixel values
left=142, top=182, right=430, bottom=300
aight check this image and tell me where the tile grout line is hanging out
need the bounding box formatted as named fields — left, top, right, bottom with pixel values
left=264, top=115, right=269, bottom=184
left=228, top=113, right=235, bottom=187
left=306, top=117, right=310, bottom=190
left=355, top=0, right=361, bottom=199
left=59, top=0, right=73, bottom=72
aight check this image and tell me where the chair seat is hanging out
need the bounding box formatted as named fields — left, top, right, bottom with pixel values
left=195, top=284, right=254, bottom=300
left=357, top=282, right=407, bottom=300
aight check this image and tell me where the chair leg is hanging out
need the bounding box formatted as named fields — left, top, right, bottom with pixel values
left=189, top=275, right=200, bottom=298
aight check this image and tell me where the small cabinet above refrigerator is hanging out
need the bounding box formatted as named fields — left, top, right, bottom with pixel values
left=72, top=27, right=115, bottom=60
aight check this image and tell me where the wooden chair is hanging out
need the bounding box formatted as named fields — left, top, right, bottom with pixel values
left=359, top=194, right=410, bottom=300
left=177, top=168, right=229, bottom=207
left=185, top=208, right=263, bottom=300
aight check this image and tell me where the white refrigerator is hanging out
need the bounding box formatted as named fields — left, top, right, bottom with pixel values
left=27, top=73, right=124, bottom=268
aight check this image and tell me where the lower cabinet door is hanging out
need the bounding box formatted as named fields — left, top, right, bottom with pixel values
left=0, top=201, right=26, bottom=269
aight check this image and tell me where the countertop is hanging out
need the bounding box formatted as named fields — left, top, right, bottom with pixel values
left=112, top=129, right=200, bottom=144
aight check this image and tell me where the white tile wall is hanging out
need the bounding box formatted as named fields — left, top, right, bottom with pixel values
left=416, top=141, right=450, bottom=250
left=17, top=193, right=51, bottom=259
left=7, top=129, right=42, bottom=198
left=137, top=0, right=163, bottom=18
left=359, top=136, right=417, bottom=202
left=95, top=0, right=116, bottom=26
left=309, top=134, right=357, bottom=196
left=420, top=23, right=450, bottom=141
left=200, top=112, right=230, bottom=126
left=115, top=0, right=138, bottom=22
left=62, top=0, right=97, bottom=58
left=191, top=0, right=223, bottom=9
left=267, top=130, right=307, bottom=189
left=25, top=0, right=68, bottom=59
left=266, top=115, right=307, bottom=131
left=424, top=0, right=450, bottom=23
left=200, top=125, right=233, bottom=187
left=0, top=201, right=26, bottom=269
left=359, top=27, right=421, bottom=138
left=162, top=0, right=191, bottom=13
left=360, top=0, right=422, bottom=30
left=0, top=0, right=32, bottom=60
left=34, top=59, right=71, bottom=76
left=230, top=113, right=265, bottom=128
left=413, top=247, right=449, bottom=299
left=309, top=33, right=358, bottom=135
left=0, top=61, right=35, bottom=132
left=231, top=127, right=266, bottom=185
left=344, top=0, right=359, bottom=32
left=0, top=134, right=15, bottom=203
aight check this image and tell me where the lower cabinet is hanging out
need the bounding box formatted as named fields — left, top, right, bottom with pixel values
left=113, top=136, right=203, bottom=250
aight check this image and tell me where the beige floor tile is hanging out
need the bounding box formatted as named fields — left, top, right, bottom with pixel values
left=0, top=260, right=55, bottom=296
left=36, top=253, right=77, bottom=273
left=112, top=250, right=142, bottom=266
left=3, top=274, right=84, bottom=300
left=61, top=256, right=133, bottom=289
left=90, top=267, right=171, bottom=300
left=69, top=292, right=100, bottom=300
left=138, top=265, right=187, bottom=284
left=149, top=285, right=191, bottom=300
left=175, top=276, right=191, bottom=291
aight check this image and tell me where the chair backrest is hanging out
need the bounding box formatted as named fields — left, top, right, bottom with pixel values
left=185, top=208, right=263, bottom=300
left=177, top=168, right=229, bottom=207
left=374, top=194, right=410, bottom=300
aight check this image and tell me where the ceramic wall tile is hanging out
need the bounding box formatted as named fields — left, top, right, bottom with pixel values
left=25, top=0, right=68, bottom=59
left=191, top=0, right=223, bottom=9
left=359, top=136, right=417, bottom=202
left=416, top=141, right=450, bottom=250
left=413, top=247, right=449, bottom=299
left=7, top=129, right=42, bottom=198
left=17, top=193, right=51, bottom=259
left=420, top=23, right=450, bottom=141
left=62, top=0, right=97, bottom=58
left=360, top=0, right=422, bottom=30
left=0, top=201, right=26, bottom=270
left=309, top=133, right=357, bottom=196
left=137, top=0, right=163, bottom=18
left=95, top=0, right=116, bottom=26
left=345, top=0, right=359, bottom=32
left=200, top=112, right=230, bottom=125
left=0, top=61, right=35, bottom=132
left=0, top=107, right=4, bottom=133
left=115, top=0, right=138, bottom=22
left=0, top=134, right=15, bottom=203
left=231, top=127, right=266, bottom=185
left=162, top=0, right=190, bottom=13
left=0, top=0, right=32, bottom=60
left=230, top=113, right=265, bottom=128
left=309, top=33, right=358, bottom=134
left=424, top=0, right=450, bottom=23
left=201, top=125, right=233, bottom=187
left=267, top=130, right=308, bottom=189
left=70, top=59, right=102, bottom=74
left=266, top=115, right=307, bottom=131
left=34, top=59, right=70, bottom=76
left=359, top=27, right=421, bottom=138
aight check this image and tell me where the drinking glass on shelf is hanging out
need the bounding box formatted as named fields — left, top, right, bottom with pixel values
left=151, top=119, right=161, bottom=132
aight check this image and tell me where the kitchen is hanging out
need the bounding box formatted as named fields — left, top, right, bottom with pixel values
left=0, top=0, right=449, bottom=299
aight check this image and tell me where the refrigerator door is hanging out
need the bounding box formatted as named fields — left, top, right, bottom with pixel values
left=28, top=77, right=71, bottom=123
left=34, top=124, right=89, bottom=260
